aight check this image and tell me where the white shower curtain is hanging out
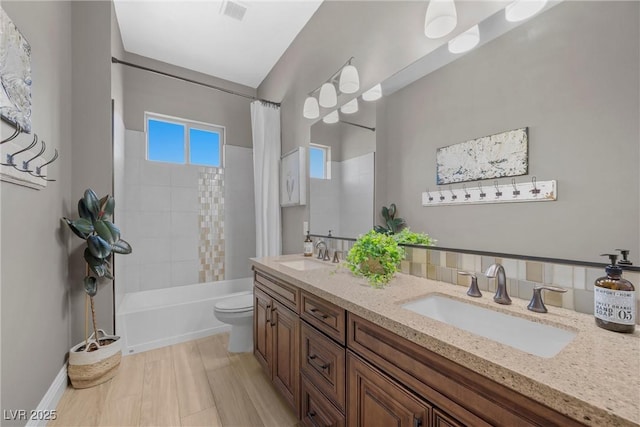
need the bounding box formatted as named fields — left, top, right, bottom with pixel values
left=251, top=101, right=282, bottom=258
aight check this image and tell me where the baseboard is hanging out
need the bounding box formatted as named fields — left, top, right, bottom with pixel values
left=25, top=365, right=68, bottom=427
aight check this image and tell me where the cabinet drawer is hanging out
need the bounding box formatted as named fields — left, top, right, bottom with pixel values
left=301, top=373, right=345, bottom=427
left=301, top=291, right=346, bottom=344
left=254, top=269, right=300, bottom=312
left=300, top=322, right=346, bottom=412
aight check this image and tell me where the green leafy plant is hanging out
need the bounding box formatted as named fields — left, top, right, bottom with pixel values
left=392, top=228, right=437, bottom=246
left=63, top=189, right=132, bottom=345
left=374, top=203, right=406, bottom=235
left=346, top=230, right=405, bottom=288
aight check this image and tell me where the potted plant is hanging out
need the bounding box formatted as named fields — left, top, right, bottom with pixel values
left=373, top=203, right=406, bottom=235
left=63, top=189, right=132, bottom=388
left=392, top=228, right=437, bottom=246
left=346, top=230, right=405, bottom=288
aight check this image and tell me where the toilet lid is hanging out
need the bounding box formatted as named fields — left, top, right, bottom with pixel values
left=215, top=294, right=254, bottom=312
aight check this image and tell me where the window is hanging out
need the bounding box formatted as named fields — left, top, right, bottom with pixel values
left=309, top=143, right=330, bottom=179
left=146, top=113, right=224, bottom=167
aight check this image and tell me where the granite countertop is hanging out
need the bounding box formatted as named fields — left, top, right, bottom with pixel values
left=251, top=254, right=640, bottom=427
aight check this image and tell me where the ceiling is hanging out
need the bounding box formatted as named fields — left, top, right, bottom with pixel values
left=113, top=0, right=324, bottom=89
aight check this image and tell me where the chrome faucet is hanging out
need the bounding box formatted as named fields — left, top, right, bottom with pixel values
left=315, top=240, right=329, bottom=261
left=485, top=263, right=512, bottom=305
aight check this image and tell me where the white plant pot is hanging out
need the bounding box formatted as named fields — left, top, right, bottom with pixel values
left=68, top=329, right=122, bottom=389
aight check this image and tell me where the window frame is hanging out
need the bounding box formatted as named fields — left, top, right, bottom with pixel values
left=145, top=112, right=225, bottom=168
left=309, top=143, right=331, bottom=180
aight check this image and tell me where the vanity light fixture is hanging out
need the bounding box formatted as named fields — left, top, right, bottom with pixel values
left=340, top=98, right=358, bottom=114
left=505, top=0, right=547, bottom=22
left=302, top=57, right=361, bottom=118
left=448, top=24, right=480, bottom=54
left=322, top=110, right=339, bottom=124
left=339, top=61, right=360, bottom=94
left=424, top=0, right=458, bottom=39
left=303, top=96, right=320, bottom=119
left=362, top=83, right=382, bottom=102
left=319, top=82, right=338, bottom=108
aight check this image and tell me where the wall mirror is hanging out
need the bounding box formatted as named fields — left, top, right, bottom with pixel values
left=308, top=0, right=639, bottom=265
left=308, top=101, right=376, bottom=237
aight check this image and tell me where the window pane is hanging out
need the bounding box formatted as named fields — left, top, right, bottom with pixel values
left=190, top=128, right=220, bottom=167
left=309, top=146, right=325, bottom=179
left=147, top=119, right=185, bottom=163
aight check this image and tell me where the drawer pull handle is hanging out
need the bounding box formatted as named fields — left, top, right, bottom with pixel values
left=309, top=308, right=329, bottom=319
left=307, top=355, right=329, bottom=370
left=270, top=307, right=276, bottom=327
left=307, top=411, right=321, bottom=427
left=413, top=416, right=423, bottom=427
left=265, top=304, right=271, bottom=323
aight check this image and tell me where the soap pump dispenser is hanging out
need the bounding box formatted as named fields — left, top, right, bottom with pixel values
left=594, top=253, right=636, bottom=333
left=304, top=231, right=313, bottom=257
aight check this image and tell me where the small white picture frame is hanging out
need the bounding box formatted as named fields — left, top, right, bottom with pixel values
left=280, top=147, right=306, bottom=207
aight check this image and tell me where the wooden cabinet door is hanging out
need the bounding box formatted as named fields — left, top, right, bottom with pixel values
left=253, top=286, right=272, bottom=375
left=348, top=353, right=430, bottom=427
left=432, top=408, right=464, bottom=427
left=272, top=300, right=300, bottom=416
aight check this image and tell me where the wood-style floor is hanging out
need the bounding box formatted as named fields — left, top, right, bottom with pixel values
left=50, top=333, right=298, bottom=427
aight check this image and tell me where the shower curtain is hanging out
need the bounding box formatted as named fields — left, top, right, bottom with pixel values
left=251, top=101, right=282, bottom=258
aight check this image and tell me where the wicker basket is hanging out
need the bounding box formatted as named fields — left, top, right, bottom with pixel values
left=68, top=330, right=122, bottom=389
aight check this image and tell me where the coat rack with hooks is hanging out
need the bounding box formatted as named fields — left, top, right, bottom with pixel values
left=1, top=121, right=59, bottom=189
left=422, top=177, right=556, bottom=207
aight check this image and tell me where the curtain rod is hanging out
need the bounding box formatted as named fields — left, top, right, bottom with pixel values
left=340, top=120, right=375, bottom=132
left=111, top=57, right=281, bottom=107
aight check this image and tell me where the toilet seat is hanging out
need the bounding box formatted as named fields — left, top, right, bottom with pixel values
left=215, top=294, right=253, bottom=313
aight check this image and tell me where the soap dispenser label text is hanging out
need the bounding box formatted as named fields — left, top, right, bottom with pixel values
left=594, top=288, right=636, bottom=325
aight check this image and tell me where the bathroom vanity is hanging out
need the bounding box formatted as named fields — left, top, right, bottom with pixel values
left=251, top=255, right=639, bottom=427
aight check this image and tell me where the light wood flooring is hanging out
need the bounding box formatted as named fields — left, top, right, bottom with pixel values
left=50, top=333, right=299, bottom=427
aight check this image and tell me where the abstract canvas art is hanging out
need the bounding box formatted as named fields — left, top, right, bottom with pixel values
left=436, top=127, right=528, bottom=184
left=280, top=147, right=306, bottom=207
left=0, top=8, right=32, bottom=133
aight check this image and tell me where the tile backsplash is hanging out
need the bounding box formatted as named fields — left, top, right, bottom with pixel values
left=331, top=239, right=640, bottom=324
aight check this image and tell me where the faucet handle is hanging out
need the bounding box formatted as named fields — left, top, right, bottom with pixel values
left=527, top=285, right=567, bottom=313
left=458, top=271, right=482, bottom=298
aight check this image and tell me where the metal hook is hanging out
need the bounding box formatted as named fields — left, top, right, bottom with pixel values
left=463, top=183, right=471, bottom=199
left=30, top=147, right=58, bottom=182
left=530, top=176, right=540, bottom=195
left=438, top=187, right=445, bottom=201
left=2, top=133, right=38, bottom=167
left=478, top=181, right=486, bottom=198
left=449, top=185, right=457, bottom=200
left=511, top=178, right=520, bottom=197
left=426, top=188, right=433, bottom=202
left=494, top=180, right=502, bottom=198
left=17, top=139, right=46, bottom=173
left=1, top=123, right=22, bottom=144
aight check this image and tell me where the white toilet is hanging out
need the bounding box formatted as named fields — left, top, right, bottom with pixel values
left=213, top=293, right=254, bottom=353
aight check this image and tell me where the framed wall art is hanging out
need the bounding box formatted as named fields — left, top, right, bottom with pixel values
left=280, top=147, right=306, bottom=207
left=436, top=127, right=528, bottom=185
left=0, top=8, right=32, bottom=133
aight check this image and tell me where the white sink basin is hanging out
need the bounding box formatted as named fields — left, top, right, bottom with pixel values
left=402, top=295, right=576, bottom=358
left=279, top=259, right=329, bottom=271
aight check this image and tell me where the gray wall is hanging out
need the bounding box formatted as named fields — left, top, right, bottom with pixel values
left=111, top=1, right=126, bottom=310
left=70, top=0, right=114, bottom=342
left=122, top=52, right=256, bottom=150
left=258, top=1, right=506, bottom=254
left=1, top=1, right=73, bottom=421
left=376, top=1, right=639, bottom=263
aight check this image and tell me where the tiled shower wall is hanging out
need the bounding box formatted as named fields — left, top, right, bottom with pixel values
left=332, top=239, right=640, bottom=324
left=119, top=131, right=255, bottom=293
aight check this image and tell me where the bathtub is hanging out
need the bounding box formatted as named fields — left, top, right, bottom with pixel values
left=116, top=277, right=253, bottom=354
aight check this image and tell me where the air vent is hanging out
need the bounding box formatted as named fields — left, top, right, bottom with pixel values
left=220, top=0, right=247, bottom=21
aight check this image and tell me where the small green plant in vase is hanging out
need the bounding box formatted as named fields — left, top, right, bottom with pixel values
left=63, top=189, right=132, bottom=388
left=346, top=230, right=405, bottom=288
